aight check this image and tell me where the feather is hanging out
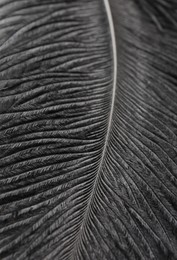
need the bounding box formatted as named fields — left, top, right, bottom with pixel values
left=0, top=0, right=177, bottom=259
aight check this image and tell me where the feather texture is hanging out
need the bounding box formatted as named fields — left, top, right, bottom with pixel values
left=1, top=0, right=177, bottom=259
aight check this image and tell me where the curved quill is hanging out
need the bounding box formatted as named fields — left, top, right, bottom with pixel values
left=68, top=0, right=117, bottom=258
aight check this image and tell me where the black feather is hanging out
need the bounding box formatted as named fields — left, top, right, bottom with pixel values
left=0, top=0, right=177, bottom=259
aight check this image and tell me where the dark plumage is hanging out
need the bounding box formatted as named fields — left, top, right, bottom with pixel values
left=0, top=0, right=177, bottom=259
